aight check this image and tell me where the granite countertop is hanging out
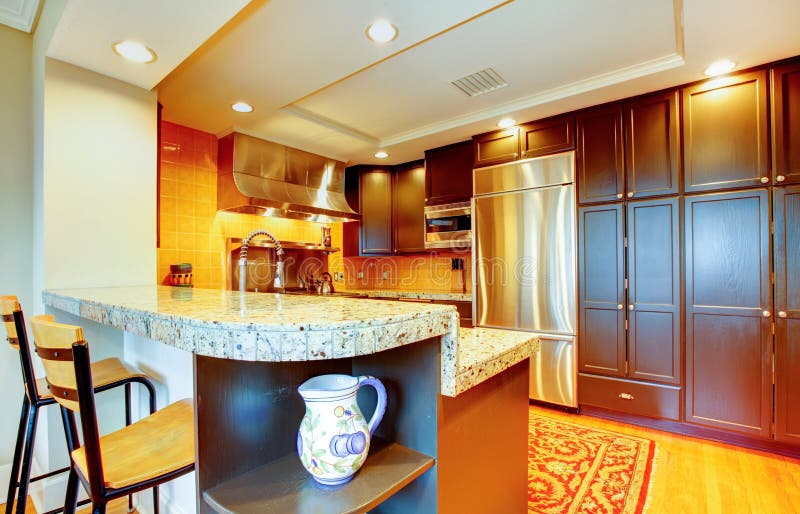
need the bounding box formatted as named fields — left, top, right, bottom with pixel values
left=341, top=289, right=473, bottom=302
left=43, top=286, right=535, bottom=397
left=454, top=327, right=541, bottom=396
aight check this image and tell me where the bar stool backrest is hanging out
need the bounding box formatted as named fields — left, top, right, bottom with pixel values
left=2, top=296, right=47, bottom=403
left=29, top=315, right=105, bottom=496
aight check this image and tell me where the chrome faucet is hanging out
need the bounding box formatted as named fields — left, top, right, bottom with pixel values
left=239, top=230, right=285, bottom=293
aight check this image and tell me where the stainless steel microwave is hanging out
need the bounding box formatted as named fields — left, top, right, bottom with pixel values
left=424, top=201, right=472, bottom=249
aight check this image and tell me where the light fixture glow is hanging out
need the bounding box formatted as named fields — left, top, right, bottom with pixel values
left=704, top=59, right=736, bottom=77
left=231, top=102, right=254, bottom=113
left=112, top=41, right=157, bottom=63
left=374, top=151, right=389, bottom=159
left=497, top=118, right=516, bottom=129
left=366, top=20, right=398, bottom=44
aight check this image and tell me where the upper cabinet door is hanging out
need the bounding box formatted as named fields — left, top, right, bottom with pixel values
left=682, top=70, right=770, bottom=192
left=626, top=197, right=681, bottom=385
left=578, top=203, right=626, bottom=377
left=473, top=128, right=520, bottom=168
left=519, top=115, right=575, bottom=159
left=359, top=169, right=393, bottom=255
left=774, top=185, right=800, bottom=444
left=393, top=161, right=427, bottom=254
left=425, top=141, right=474, bottom=206
left=771, top=62, right=800, bottom=186
left=624, top=91, right=680, bottom=199
left=576, top=104, right=625, bottom=204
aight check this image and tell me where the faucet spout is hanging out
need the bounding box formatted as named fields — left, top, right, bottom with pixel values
left=239, top=229, right=285, bottom=293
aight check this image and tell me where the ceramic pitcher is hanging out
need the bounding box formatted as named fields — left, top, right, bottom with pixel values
left=297, top=374, right=387, bottom=485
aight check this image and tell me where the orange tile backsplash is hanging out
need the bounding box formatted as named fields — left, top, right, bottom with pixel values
left=342, top=253, right=472, bottom=294
left=158, top=121, right=470, bottom=293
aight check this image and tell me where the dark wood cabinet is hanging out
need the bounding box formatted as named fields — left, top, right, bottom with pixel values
left=774, top=185, right=800, bottom=444
left=627, top=197, right=681, bottom=385
left=578, top=203, right=626, bottom=377
left=624, top=91, right=680, bottom=198
left=359, top=168, right=393, bottom=255
left=772, top=62, right=800, bottom=186
left=576, top=104, right=625, bottom=204
left=473, top=128, right=519, bottom=168
left=682, top=70, right=770, bottom=193
left=519, top=115, right=575, bottom=159
left=424, top=141, right=473, bottom=206
left=393, top=160, right=427, bottom=254
left=684, top=189, right=772, bottom=437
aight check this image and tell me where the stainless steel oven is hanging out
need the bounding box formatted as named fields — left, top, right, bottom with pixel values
left=424, top=201, right=472, bottom=249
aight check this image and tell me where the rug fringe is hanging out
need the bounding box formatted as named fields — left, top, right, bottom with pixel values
left=642, top=444, right=660, bottom=514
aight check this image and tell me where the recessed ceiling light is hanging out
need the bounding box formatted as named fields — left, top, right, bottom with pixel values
left=231, top=102, right=254, bottom=113
left=704, top=59, right=736, bottom=77
left=497, top=118, right=516, bottom=129
left=374, top=151, right=389, bottom=159
left=366, top=20, right=398, bottom=44
left=112, top=41, right=157, bottom=63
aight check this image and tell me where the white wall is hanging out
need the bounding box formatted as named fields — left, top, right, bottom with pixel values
left=0, top=23, right=33, bottom=480
left=42, top=58, right=157, bottom=290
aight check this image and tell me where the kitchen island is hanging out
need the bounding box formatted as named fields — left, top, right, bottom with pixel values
left=43, top=286, right=537, bottom=514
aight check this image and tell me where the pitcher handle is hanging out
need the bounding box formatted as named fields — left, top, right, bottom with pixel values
left=357, top=375, right=386, bottom=436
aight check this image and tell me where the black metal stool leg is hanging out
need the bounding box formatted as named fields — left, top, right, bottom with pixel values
left=125, top=384, right=133, bottom=513
left=62, top=468, right=79, bottom=514
left=90, top=500, right=106, bottom=514
left=138, top=378, right=159, bottom=514
left=15, top=404, right=38, bottom=514
left=5, top=398, right=30, bottom=514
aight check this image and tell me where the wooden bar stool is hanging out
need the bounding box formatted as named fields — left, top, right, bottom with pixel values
left=29, top=315, right=195, bottom=514
left=1, top=297, right=157, bottom=514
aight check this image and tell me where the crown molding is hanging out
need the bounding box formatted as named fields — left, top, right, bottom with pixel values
left=380, top=53, right=685, bottom=146
left=0, top=0, right=40, bottom=32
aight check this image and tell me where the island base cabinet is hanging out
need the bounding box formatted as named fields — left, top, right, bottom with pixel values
left=194, top=338, right=529, bottom=514
left=437, top=360, right=529, bottom=514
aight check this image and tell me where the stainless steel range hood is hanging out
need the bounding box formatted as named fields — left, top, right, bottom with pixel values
left=217, top=132, right=361, bottom=223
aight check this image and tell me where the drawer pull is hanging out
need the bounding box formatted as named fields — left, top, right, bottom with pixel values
left=618, top=393, right=634, bottom=401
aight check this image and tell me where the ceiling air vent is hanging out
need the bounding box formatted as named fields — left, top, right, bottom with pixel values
left=450, top=68, right=508, bottom=97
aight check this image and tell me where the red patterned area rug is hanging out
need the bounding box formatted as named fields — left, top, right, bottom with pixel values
left=528, top=410, right=655, bottom=514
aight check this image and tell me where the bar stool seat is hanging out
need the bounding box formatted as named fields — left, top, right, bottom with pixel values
left=71, top=399, right=194, bottom=490
left=35, top=358, right=147, bottom=400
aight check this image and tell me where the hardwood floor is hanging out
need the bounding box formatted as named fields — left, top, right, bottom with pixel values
left=534, top=406, right=800, bottom=514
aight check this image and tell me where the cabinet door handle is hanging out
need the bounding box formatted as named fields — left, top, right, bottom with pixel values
left=616, top=193, right=623, bottom=199
left=629, top=304, right=635, bottom=311
left=776, top=175, right=786, bottom=183
left=617, top=304, right=624, bottom=310
left=778, top=311, right=787, bottom=318
left=762, top=310, right=771, bottom=318
left=521, top=150, right=527, bottom=157
left=627, top=192, right=634, bottom=198
left=760, top=176, right=770, bottom=184
left=618, top=393, right=634, bottom=400
left=513, top=152, right=518, bottom=158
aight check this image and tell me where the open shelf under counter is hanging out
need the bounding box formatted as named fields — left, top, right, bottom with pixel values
left=203, top=438, right=434, bottom=514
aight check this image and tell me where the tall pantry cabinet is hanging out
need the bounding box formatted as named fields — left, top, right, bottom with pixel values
left=576, top=59, right=800, bottom=447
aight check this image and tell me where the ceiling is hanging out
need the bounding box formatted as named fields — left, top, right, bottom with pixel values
left=46, top=0, right=251, bottom=89
left=0, top=0, right=39, bottom=32
left=48, top=0, right=800, bottom=165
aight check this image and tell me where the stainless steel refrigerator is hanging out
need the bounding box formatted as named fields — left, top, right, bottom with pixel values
left=472, top=151, right=577, bottom=407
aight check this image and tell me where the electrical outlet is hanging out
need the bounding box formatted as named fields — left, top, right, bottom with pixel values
left=357, top=271, right=364, bottom=279
left=335, top=272, right=344, bottom=281
left=382, top=271, right=389, bottom=280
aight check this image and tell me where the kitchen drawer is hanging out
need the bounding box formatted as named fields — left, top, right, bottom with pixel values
left=579, top=373, right=681, bottom=421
